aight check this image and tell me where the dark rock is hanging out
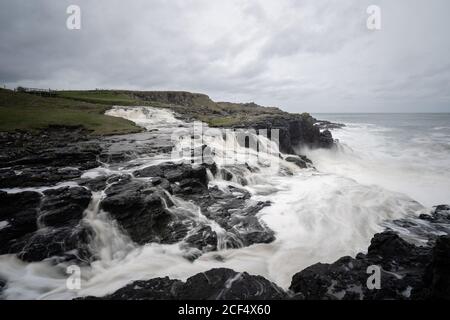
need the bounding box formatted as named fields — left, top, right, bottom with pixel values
left=314, top=120, right=346, bottom=130
left=82, top=277, right=184, bottom=300
left=134, top=162, right=208, bottom=186
left=0, top=191, right=41, bottom=248
left=178, top=185, right=274, bottom=248
left=422, top=236, right=450, bottom=300
left=184, top=225, right=218, bottom=252
left=80, top=268, right=287, bottom=300
left=231, top=113, right=335, bottom=154
left=289, top=226, right=448, bottom=300
left=100, top=178, right=184, bottom=245
left=0, top=278, right=5, bottom=297
left=39, top=187, right=92, bottom=228
left=0, top=127, right=101, bottom=189
left=0, top=189, right=93, bottom=263
left=178, top=269, right=287, bottom=300
left=0, top=167, right=82, bottom=188
left=285, top=156, right=309, bottom=169
left=9, top=225, right=93, bottom=263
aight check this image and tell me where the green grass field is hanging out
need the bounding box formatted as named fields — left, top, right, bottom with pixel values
left=0, top=89, right=142, bottom=135
left=55, top=90, right=142, bottom=106
left=0, top=88, right=300, bottom=135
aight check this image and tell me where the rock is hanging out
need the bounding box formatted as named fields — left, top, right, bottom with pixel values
left=82, top=277, right=184, bottom=300
left=184, top=225, right=218, bottom=252
left=179, top=185, right=275, bottom=248
left=231, top=113, right=335, bottom=154
left=0, top=127, right=101, bottom=189
left=285, top=156, right=309, bottom=169
left=419, top=205, right=450, bottom=224
left=0, top=189, right=93, bottom=263
left=0, top=127, right=101, bottom=170
left=100, top=178, right=184, bottom=245
left=134, top=162, right=208, bottom=186
left=422, top=236, right=450, bottom=300
left=289, top=227, right=448, bottom=300
left=0, top=278, right=5, bottom=297
left=319, top=130, right=334, bottom=147
left=39, top=187, right=92, bottom=228
left=9, top=225, right=93, bottom=263
left=77, top=174, right=130, bottom=192
left=80, top=268, right=288, bottom=300
left=314, top=120, right=346, bottom=130
left=0, top=191, right=41, bottom=249
left=178, top=269, right=287, bottom=300
left=0, top=167, right=82, bottom=188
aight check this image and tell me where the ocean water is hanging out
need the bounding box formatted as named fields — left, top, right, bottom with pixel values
left=0, top=110, right=448, bottom=299
left=309, top=113, right=450, bottom=207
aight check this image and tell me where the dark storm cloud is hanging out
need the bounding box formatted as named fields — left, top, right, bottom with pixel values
left=0, top=0, right=449, bottom=112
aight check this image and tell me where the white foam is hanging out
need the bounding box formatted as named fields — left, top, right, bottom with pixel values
left=0, top=107, right=431, bottom=299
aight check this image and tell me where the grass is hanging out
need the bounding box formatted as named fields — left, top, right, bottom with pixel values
left=0, top=88, right=306, bottom=135
left=0, top=89, right=142, bottom=135
left=55, top=90, right=143, bottom=106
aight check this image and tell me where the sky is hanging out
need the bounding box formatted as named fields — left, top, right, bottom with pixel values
left=0, top=0, right=449, bottom=113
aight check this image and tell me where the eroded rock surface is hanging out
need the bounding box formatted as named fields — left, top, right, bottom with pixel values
left=81, top=268, right=287, bottom=300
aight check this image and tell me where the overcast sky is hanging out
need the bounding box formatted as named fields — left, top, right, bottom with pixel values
left=1, top=0, right=449, bottom=112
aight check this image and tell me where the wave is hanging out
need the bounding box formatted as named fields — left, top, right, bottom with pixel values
left=0, top=107, right=430, bottom=299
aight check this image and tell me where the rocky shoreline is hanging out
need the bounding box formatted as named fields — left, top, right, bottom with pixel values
left=81, top=205, right=450, bottom=300
left=0, top=107, right=448, bottom=300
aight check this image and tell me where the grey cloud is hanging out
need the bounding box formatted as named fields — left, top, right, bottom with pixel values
left=0, top=0, right=449, bottom=112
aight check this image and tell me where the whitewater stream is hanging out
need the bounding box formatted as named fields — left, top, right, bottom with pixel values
left=1, top=108, right=444, bottom=300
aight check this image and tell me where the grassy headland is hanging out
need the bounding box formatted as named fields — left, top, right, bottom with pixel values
left=0, top=88, right=313, bottom=135
left=0, top=89, right=142, bottom=135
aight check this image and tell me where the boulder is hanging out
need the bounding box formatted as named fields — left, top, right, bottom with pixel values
left=39, top=187, right=92, bottom=228
left=285, top=156, right=309, bottom=169
left=100, top=178, right=185, bottom=245
left=0, top=191, right=41, bottom=249
left=289, top=226, right=447, bottom=300
left=134, top=162, right=208, bottom=185
left=81, top=268, right=287, bottom=300
left=0, top=167, right=82, bottom=188
left=8, top=225, right=93, bottom=263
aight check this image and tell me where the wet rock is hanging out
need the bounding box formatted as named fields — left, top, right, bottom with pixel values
left=422, top=236, right=450, bottom=300
left=178, top=268, right=287, bottom=300
left=232, top=114, right=333, bottom=154
left=0, top=191, right=41, bottom=248
left=77, top=174, right=131, bottom=192
left=82, top=277, right=184, bottom=300
left=285, top=156, right=309, bottom=169
left=80, top=268, right=288, bottom=300
left=134, top=162, right=208, bottom=185
left=39, top=187, right=92, bottom=228
left=0, top=167, right=82, bottom=188
left=0, top=189, right=93, bottom=263
left=9, top=225, right=93, bottom=263
left=319, top=130, right=334, bottom=148
left=419, top=205, right=450, bottom=224
left=289, top=207, right=450, bottom=301
left=0, top=278, right=5, bottom=297
left=0, top=127, right=101, bottom=189
left=314, top=120, right=346, bottom=130
left=289, top=231, right=432, bottom=300
left=178, top=185, right=274, bottom=247
left=184, top=225, right=218, bottom=252
left=100, top=178, right=184, bottom=245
